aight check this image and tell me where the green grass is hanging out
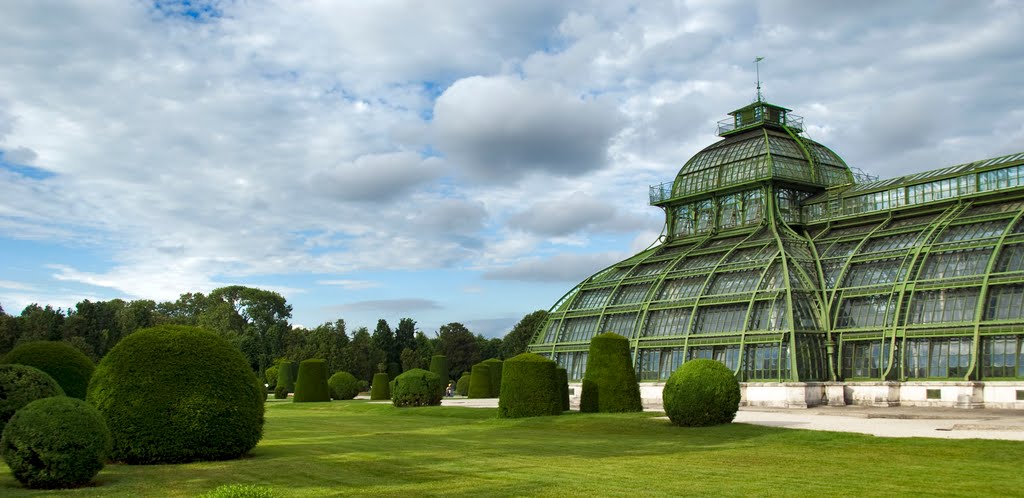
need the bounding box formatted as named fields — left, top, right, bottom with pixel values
left=2, top=400, right=1022, bottom=496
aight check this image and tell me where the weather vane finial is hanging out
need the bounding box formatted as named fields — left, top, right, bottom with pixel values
left=754, top=56, right=765, bottom=102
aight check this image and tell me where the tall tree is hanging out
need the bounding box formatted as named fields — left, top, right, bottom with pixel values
left=502, top=310, right=549, bottom=358
left=371, top=319, right=396, bottom=365
left=155, top=292, right=209, bottom=325
left=348, top=327, right=374, bottom=382
left=476, top=335, right=503, bottom=361
left=395, top=317, right=416, bottom=357
left=201, top=286, right=293, bottom=373
left=17, top=304, right=65, bottom=343
left=436, top=322, right=480, bottom=378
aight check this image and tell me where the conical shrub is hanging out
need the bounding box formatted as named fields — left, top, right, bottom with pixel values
left=579, top=332, right=642, bottom=413
left=482, top=358, right=503, bottom=397
left=467, top=363, right=491, bottom=399
left=370, top=372, right=390, bottom=400
left=429, top=355, right=449, bottom=396
left=497, top=353, right=561, bottom=418
left=293, top=359, right=330, bottom=402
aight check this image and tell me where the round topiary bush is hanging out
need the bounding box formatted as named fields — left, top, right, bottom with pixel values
left=429, top=355, right=449, bottom=396
left=555, top=367, right=570, bottom=412
left=497, top=353, right=561, bottom=418
left=1, top=396, right=111, bottom=489
left=2, top=341, right=94, bottom=400
left=455, top=372, right=471, bottom=396
left=482, top=358, right=503, bottom=397
left=0, top=364, right=65, bottom=434
left=293, top=359, right=330, bottom=402
left=467, top=363, right=491, bottom=399
left=264, top=365, right=279, bottom=390
left=87, top=325, right=264, bottom=464
left=328, top=371, right=360, bottom=400
left=391, top=368, right=442, bottom=407
left=580, top=332, right=642, bottom=413
left=370, top=372, right=390, bottom=400
left=663, top=359, right=741, bottom=427
left=276, top=361, right=295, bottom=394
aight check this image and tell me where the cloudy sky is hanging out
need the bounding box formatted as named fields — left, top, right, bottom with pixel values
left=1, top=1, right=1021, bottom=337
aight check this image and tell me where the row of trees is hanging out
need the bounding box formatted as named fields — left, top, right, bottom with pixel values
left=0, top=286, right=549, bottom=383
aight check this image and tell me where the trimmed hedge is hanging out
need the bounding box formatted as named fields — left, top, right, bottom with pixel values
left=1, top=396, right=110, bottom=489
left=86, top=325, right=264, bottom=464
left=370, top=372, right=390, bottom=400
left=497, top=353, right=561, bottom=418
left=264, top=366, right=279, bottom=389
left=293, top=360, right=330, bottom=402
left=391, top=368, right=442, bottom=407
left=579, top=332, right=642, bottom=413
left=328, top=371, right=360, bottom=400
left=663, top=359, right=741, bottom=427
left=467, top=363, right=491, bottom=399
left=556, top=367, right=570, bottom=412
left=455, top=372, right=471, bottom=396
left=0, top=364, right=65, bottom=434
left=429, top=355, right=449, bottom=396
left=276, top=361, right=295, bottom=396
left=482, top=358, right=503, bottom=397
left=2, top=341, right=94, bottom=400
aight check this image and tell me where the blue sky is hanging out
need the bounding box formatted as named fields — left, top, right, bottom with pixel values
left=1, top=1, right=1022, bottom=337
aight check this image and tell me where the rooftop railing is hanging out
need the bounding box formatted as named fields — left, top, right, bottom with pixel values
left=717, top=113, right=804, bottom=135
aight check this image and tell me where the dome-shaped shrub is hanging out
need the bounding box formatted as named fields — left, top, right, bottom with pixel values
left=556, top=367, right=570, bottom=411
left=328, top=371, right=360, bottom=400
left=429, top=355, right=449, bottom=396
left=663, top=359, right=740, bottom=427
left=0, top=364, right=65, bottom=434
left=87, top=325, right=264, bottom=464
left=370, top=372, right=390, bottom=400
left=455, top=372, right=471, bottom=396
left=293, top=359, right=330, bottom=402
left=580, top=332, right=642, bottom=413
left=482, top=358, right=503, bottom=397
left=497, top=353, right=561, bottom=418
left=2, top=341, right=94, bottom=400
left=391, top=368, right=442, bottom=407
left=1, top=396, right=110, bottom=489
left=467, top=363, right=491, bottom=399
left=265, top=365, right=279, bottom=389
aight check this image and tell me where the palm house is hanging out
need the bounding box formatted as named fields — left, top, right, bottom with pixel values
left=528, top=98, right=1024, bottom=409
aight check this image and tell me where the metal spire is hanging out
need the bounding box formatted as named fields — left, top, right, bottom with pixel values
left=754, top=56, right=764, bottom=102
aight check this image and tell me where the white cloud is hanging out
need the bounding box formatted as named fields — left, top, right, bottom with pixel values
left=317, top=280, right=382, bottom=290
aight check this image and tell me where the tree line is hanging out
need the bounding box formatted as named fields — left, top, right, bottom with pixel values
left=0, top=285, right=548, bottom=382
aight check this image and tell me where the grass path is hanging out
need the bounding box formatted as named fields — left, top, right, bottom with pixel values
left=2, top=400, right=1022, bottom=496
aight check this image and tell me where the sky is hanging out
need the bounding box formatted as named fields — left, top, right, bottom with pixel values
left=1, top=1, right=1022, bottom=338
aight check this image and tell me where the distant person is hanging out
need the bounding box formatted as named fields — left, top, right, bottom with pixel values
left=446, top=382, right=454, bottom=397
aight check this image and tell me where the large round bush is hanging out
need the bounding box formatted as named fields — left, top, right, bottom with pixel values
left=87, top=325, right=264, bottom=464
left=2, top=341, right=94, bottom=400
left=579, top=332, right=642, bottom=413
left=497, top=353, right=561, bottom=418
left=1, top=396, right=110, bottom=489
left=0, top=364, right=65, bottom=434
left=663, top=359, right=741, bottom=427
left=328, top=371, right=360, bottom=400
left=293, top=359, right=330, bottom=402
left=483, top=358, right=503, bottom=397
left=455, top=372, right=471, bottom=396
left=370, top=372, right=390, bottom=400
left=391, top=369, right=442, bottom=407
left=467, top=363, right=491, bottom=399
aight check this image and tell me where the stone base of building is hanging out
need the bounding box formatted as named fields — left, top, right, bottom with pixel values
left=566, top=381, right=1024, bottom=411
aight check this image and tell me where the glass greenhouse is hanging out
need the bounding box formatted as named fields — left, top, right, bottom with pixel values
left=528, top=99, right=1024, bottom=407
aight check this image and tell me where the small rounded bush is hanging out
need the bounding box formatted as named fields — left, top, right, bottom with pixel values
left=264, top=365, right=279, bottom=389
left=370, top=372, right=390, bottom=400
left=391, top=368, right=442, bottom=407
left=328, top=371, right=360, bottom=400
left=357, top=379, right=369, bottom=393
left=455, top=372, right=471, bottom=396
left=482, top=358, right=503, bottom=397
left=87, top=325, right=264, bottom=464
left=1, top=396, right=111, bottom=489
left=556, top=367, right=570, bottom=411
left=293, top=360, right=330, bottom=402
left=497, top=353, right=561, bottom=418
left=276, top=361, right=295, bottom=394
left=199, top=483, right=277, bottom=498
left=429, top=355, right=449, bottom=396
left=274, top=385, right=288, bottom=399
left=467, top=363, right=491, bottom=399
left=0, top=364, right=65, bottom=434
left=663, top=359, right=741, bottom=427
left=580, top=332, right=642, bottom=413
left=2, top=341, right=94, bottom=400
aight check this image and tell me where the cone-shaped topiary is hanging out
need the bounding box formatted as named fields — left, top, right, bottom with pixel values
left=276, top=361, right=295, bottom=395
left=328, top=371, right=360, bottom=400
left=455, top=372, right=471, bottom=396
left=556, top=367, right=570, bottom=411
left=0, top=364, right=65, bottom=434
left=663, top=359, right=741, bottom=427
left=579, top=332, right=642, bottom=413
left=370, top=372, right=390, bottom=400
left=467, top=363, right=491, bottom=399
left=2, top=341, right=94, bottom=400
left=497, top=353, right=561, bottom=418
left=87, top=325, right=264, bottom=464
left=293, top=359, right=330, bottom=402
left=391, top=368, right=442, bottom=407
left=482, top=358, right=503, bottom=397
left=429, top=355, right=449, bottom=396
left=1, top=396, right=111, bottom=489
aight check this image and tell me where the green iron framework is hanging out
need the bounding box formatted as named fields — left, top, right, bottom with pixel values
left=527, top=99, right=1024, bottom=384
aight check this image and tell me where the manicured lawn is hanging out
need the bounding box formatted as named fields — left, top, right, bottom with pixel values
left=2, top=399, right=1022, bottom=496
